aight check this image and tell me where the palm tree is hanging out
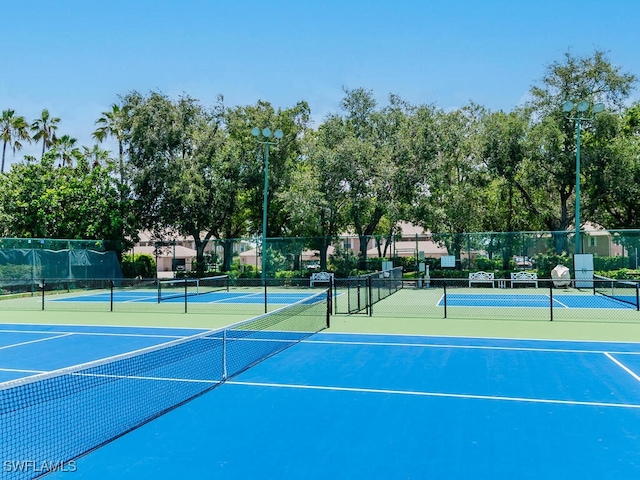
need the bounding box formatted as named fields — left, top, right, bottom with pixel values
left=93, top=103, right=129, bottom=183
left=52, top=134, right=81, bottom=167
left=31, top=109, right=60, bottom=158
left=82, top=144, right=111, bottom=169
left=1, top=109, right=31, bottom=173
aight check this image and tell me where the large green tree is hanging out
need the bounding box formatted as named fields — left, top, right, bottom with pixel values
left=224, top=100, right=312, bottom=274
left=477, top=109, right=534, bottom=268
left=124, top=91, right=264, bottom=273
left=278, top=126, right=350, bottom=270
left=0, top=153, right=137, bottom=250
left=584, top=102, right=640, bottom=229
left=322, top=88, right=424, bottom=268
left=412, top=103, right=489, bottom=261
left=525, top=50, right=636, bottom=252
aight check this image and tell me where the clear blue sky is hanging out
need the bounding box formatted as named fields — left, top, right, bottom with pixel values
left=1, top=0, right=639, bottom=164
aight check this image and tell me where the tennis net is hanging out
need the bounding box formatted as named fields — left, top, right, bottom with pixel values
left=157, top=275, right=229, bottom=302
left=593, top=275, right=640, bottom=310
left=0, top=289, right=329, bottom=479
left=370, top=266, right=404, bottom=305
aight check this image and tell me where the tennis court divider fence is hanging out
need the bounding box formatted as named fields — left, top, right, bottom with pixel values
left=1, top=273, right=638, bottom=321
left=330, top=275, right=639, bottom=321
left=332, top=266, right=404, bottom=315
left=0, top=276, right=334, bottom=314
left=0, top=288, right=331, bottom=480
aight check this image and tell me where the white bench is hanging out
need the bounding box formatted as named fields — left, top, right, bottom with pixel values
left=510, top=271, right=538, bottom=288
left=310, top=271, right=334, bottom=287
left=469, top=271, right=494, bottom=287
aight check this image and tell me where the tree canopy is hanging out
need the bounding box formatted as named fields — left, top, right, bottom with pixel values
left=0, top=49, right=638, bottom=268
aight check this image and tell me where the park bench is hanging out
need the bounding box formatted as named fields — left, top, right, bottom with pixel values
left=310, top=271, right=334, bottom=287
left=510, top=271, right=538, bottom=288
left=468, top=271, right=494, bottom=287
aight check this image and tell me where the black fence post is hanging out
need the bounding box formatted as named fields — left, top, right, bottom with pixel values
left=549, top=283, right=553, bottom=322
left=330, top=276, right=335, bottom=315
left=368, top=275, right=373, bottom=317
left=41, top=278, right=45, bottom=311
left=110, top=280, right=114, bottom=312
left=184, top=277, right=188, bottom=314
left=326, top=287, right=331, bottom=328
left=443, top=281, right=447, bottom=319
left=264, top=278, right=268, bottom=314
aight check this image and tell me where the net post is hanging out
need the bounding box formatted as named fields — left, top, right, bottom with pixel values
left=264, top=278, right=268, bottom=314
left=368, top=275, right=373, bottom=317
left=330, top=275, right=335, bottom=315
left=226, top=274, right=230, bottom=292
left=157, top=281, right=161, bottom=304
left=326, top=287, right=331, bottom=328
left=110, top=280, right=114, bottom=312
left=41, top=278, right=45, bottom=311
left=549, top=282, right=554, bottom=322
left=329, top=277, right=333, bottom=315
left=636, top=284, right=639, bottom=312
left=222, top=329, right=228, bottom=380
left=184, top=277, right=188, bottom=314
left=443, top=281, right=447, bottom=319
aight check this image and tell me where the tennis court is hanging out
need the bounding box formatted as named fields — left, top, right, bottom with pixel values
left=14, top=331, right=640, bottom=479
left=50, top=289, right=315, bottom=305
left=5, top=282, right=640, bottom=479
left=439, top=292, right=639, bottom=309
left=5, top=313, right=640, bottom=477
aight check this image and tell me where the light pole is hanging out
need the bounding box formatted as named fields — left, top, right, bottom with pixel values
left=562, top=100, right=604, bottom=254
left=251, top=127, right=283, bottom=280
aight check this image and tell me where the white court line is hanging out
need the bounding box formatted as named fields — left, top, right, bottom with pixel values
left=315, top=330, right=640, bottom=345
left=552, top=297, right=570, bottom=308
left=604, top=352, right=640, bottom=383
left=0, top=321, right=206, bottom=331
left=0, top=333, right=73, bottom=351
left=123, top=296, right=158, bottom=303
left=205, top=292, right=262, bottom=304
left=0, top=329, right=190, bottom=340
left=0, top=367, right=46, bottom=374
left=302, top=339, right=640, bottom=356
left=227, top=380, right=640, bottom=410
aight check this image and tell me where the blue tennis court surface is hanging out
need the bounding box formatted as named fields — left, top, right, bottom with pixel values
left=5, top=324, right=640, bottom=478
left=440, top=292, right=638, bottom=309
left=50, top=290, right=314, bottom=305
left=0, top=323, right=207, bottom=383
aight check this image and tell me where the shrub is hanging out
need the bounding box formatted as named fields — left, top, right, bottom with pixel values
left=121, top=254, right=155, bottom=278
left=533, top=251, right=572, bottom=278
left=595, top=269, right=640, bottom=280
left=593, top=256, right=628, bottom=272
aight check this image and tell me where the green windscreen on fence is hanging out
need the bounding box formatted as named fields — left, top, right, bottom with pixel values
left=0, top=249, right=122, bottom=282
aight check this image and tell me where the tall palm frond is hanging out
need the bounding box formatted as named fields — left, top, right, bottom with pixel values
left=31, top=109, right=60, bottom=158
left=1, top=109, right=31, bottom=173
